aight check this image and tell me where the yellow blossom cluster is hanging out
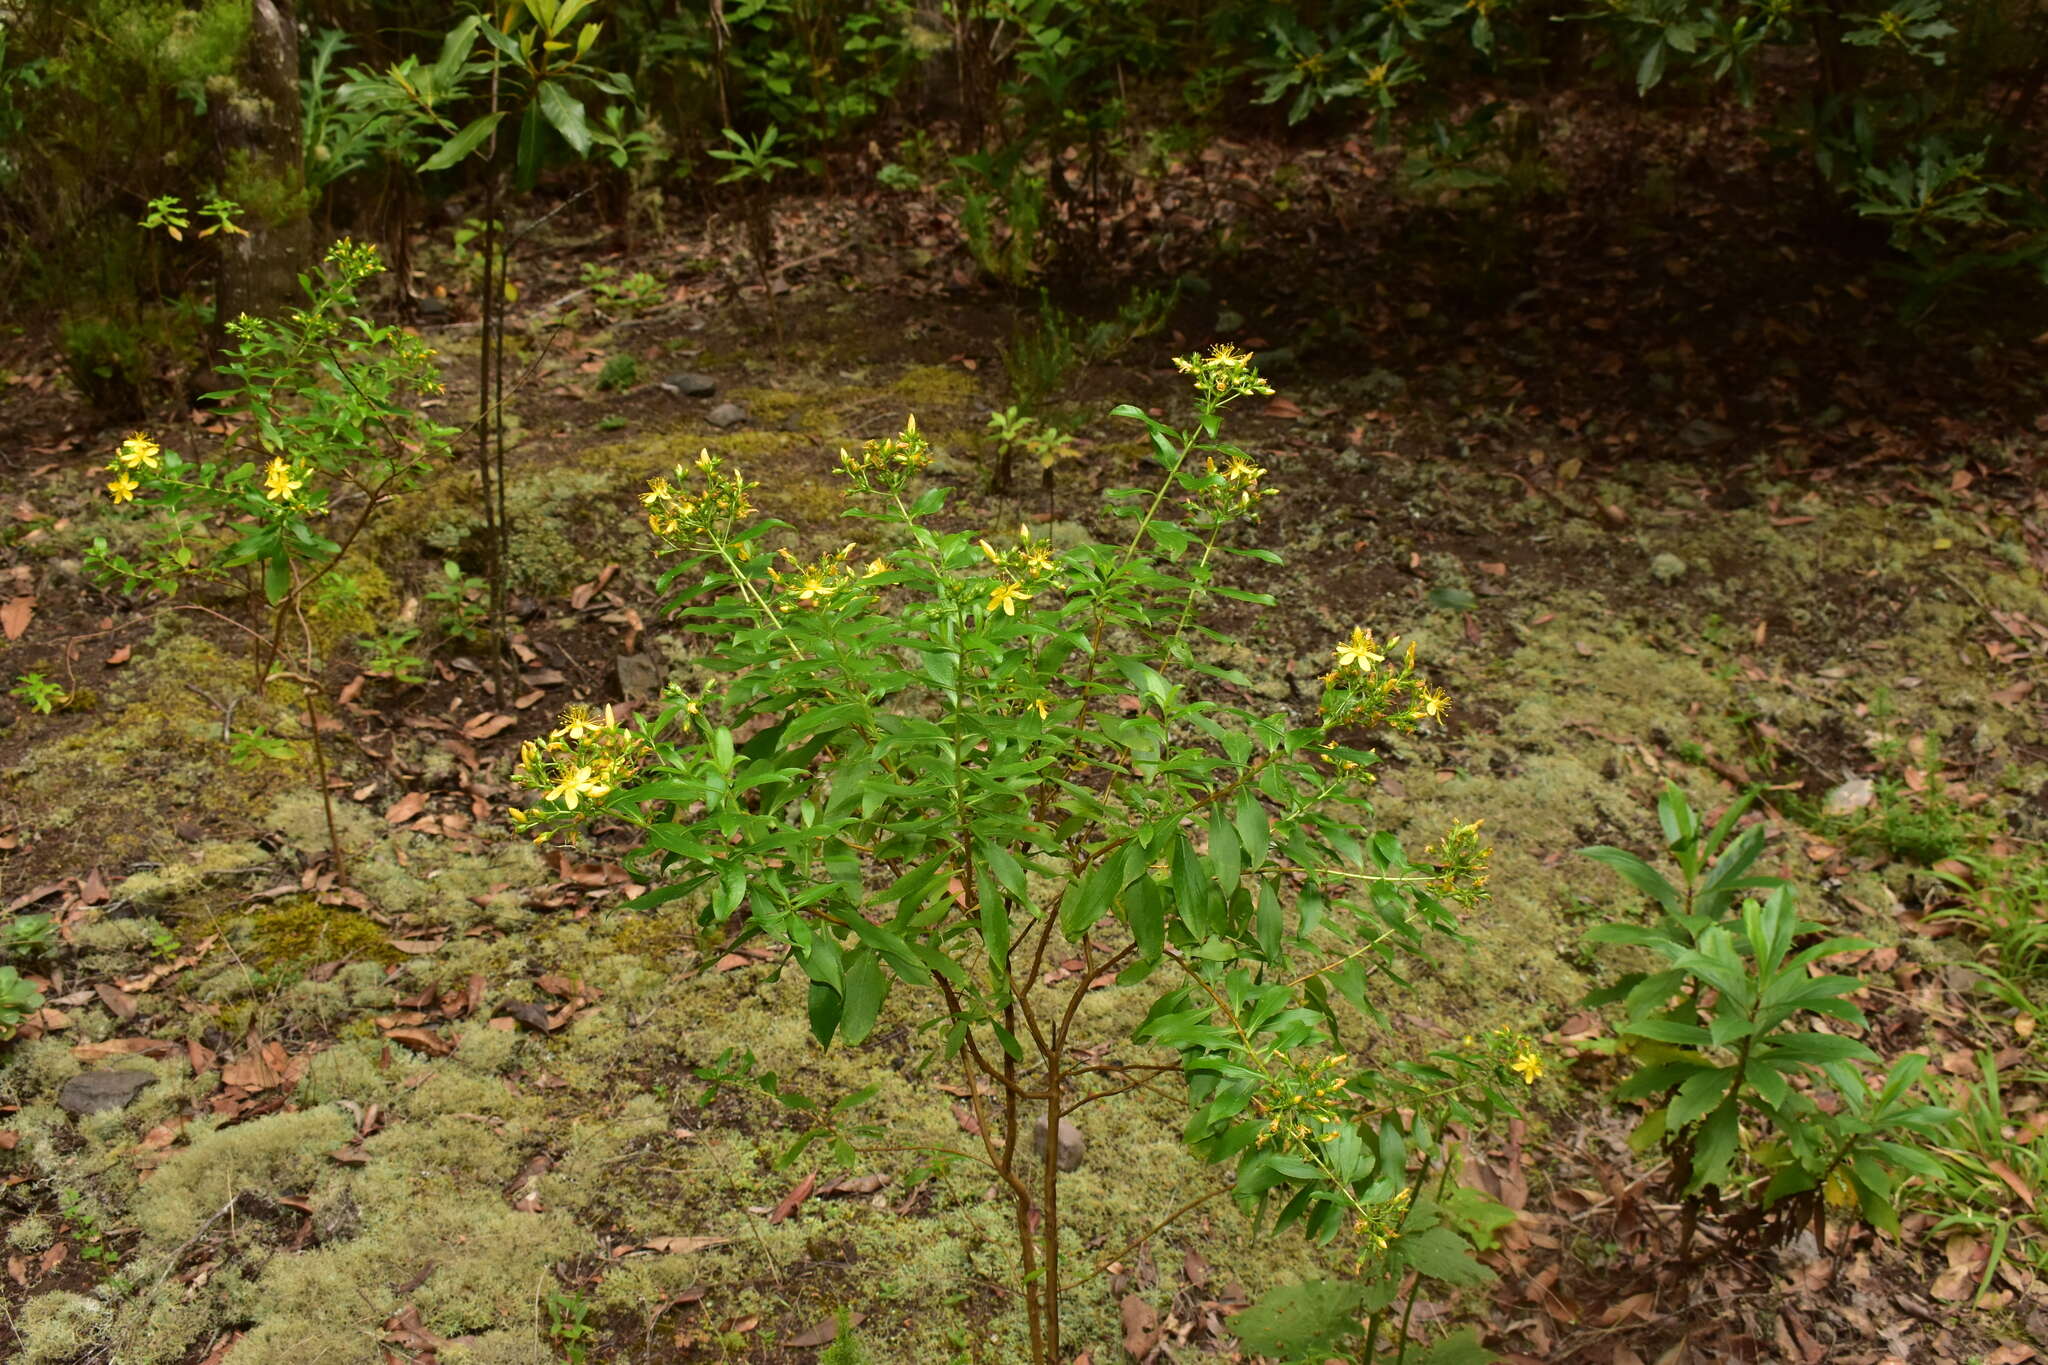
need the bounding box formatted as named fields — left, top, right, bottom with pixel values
left=1424, top=819, right=1491, bottom=910
left=979, top=525, right=1060, bottom=618
left=1317, top=627, right=1451, bottom=732
left=836, top=415, right=932, bottom=494
left=103, top=432, right=161, bottom=503
left=1351, top=1187, right=1412, bottom=1255
left=1461, top=1027, right=1544, bottom=1087
left=508, top=703, right=649, bottom=843
left=642, top=450, right=756, bottom=546
left=262, top=456, right=306, bottom=504
left=1193, top=451, right=1277, bottom=523
left=1172, top=343, right=1276, bottom=402
left=1251, top=1052, right=1352, bottom=1151
left=767, top=543, right=886, bottom=611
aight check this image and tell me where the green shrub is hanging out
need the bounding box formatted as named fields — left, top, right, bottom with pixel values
left=515, top=348, right=1529, bottom=1363
left=1583, top=784, right=1952, bottom=1249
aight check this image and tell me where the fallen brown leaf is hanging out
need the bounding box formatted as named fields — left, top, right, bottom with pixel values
left=383, top=791, right=427, bottom=824
left=383, top=1027, right=453, bottom=1057
left=1, top=596, right=33, bottom=640
left=1120, top=1294, right=1163, bottom=1360
left=768, top=1170, right=817, bottom=1225
left=638, top=1236, right=732, bottom=1255
left=787, top=1313, right=866, bottom=1348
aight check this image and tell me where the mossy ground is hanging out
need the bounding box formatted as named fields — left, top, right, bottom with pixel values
left=2, top=283, right=2042, bottom=1363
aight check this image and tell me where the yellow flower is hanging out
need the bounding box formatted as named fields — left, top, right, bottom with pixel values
left=1222, top=454, right=1265, bottom=485
left=106, top=472, right=140, bottom=504
left=1032, top=696, right=1050, bottom=720
left=262, top=457, right=304, bottom=503
left=555, top=703, right=616, bottom=742
left=987, top=580, right=1033, bottom=616
left=544, top=766, right=609, bottom=810
left=1333, top=627, right=1383, bottom=673
left=1420, top=688, right=1451, bottom=722
left=1510, top=1049, right=1544, bottom=1085
left=118, top=432, right=161, bottom=469
left=865, top=558, right=889, bottom=577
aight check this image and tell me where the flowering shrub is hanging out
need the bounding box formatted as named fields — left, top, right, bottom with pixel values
left=515, top=346, right=1530, bottom=1360
left=86, top=238, right=456, bottom=875
left=89, top=239, right=454, bottom=617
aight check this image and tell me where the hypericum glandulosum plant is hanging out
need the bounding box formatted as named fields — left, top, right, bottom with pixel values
left=88, top=238, right=456, bottom=873
left=513, top=346, right=1528, bottom=1362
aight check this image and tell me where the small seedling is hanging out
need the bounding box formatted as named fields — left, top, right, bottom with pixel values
left=544, top=1289, right=597, bottom=1364
left=359, top=626, right=428, bottom=685
left=10, top=672, right=67, bottom=714
left=426, top=559, right=489, bottom=643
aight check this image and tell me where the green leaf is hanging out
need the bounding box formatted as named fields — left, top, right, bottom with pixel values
left=263, top=553, right=292, bottom=605
left=1229, top=1278, right=1368, bottom=1357
left=1208, top=807, right=1241, bottom=895
left=1124, top=876, right=1164, bottom=963
left=420, top=111, right=505, bottom=171
left=537, top=81, right=592, bottom=155
left=806, top=981, right=841, bottom=1047
left=1415, top=1327, right=1499, bottom=1365
left=1581, top=846, right=1682, bottom=913
left=1233, top=789, right=1270, bottom=868
left=1397, top=1225, right=1494, bottom=1287
left=515, top=102, right=545, bottom=189
left=1426, top=586, right=1477, bottom=611
left=839, top=950, right=885, bottom=1045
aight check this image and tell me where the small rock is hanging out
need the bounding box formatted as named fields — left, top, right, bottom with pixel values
left=614, top=653, right=663, bottom=701
left=660, top=372, right=717, bottom=398
left=1649, top=552, right=1688, bottom=584
left=1359, top=368, right=1407, bottom=401
left=1030, top=1115, right=1086, bottom=1172
left=415, top=295, right=451, bottom=319
left=1677, top=418, right=1735, bottom=452
left=1823, top=776, right=1876, bottom=816
left=59, top=1069, right=155, bottom=1116
left=705, top=401, right=747, bottom=428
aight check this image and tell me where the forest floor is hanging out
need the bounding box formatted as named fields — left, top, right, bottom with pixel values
left=2, top=114, right=2047, bottom=1365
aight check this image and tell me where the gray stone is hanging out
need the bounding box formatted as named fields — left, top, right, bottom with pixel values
left=1677, top=418, right=1735, bottom=451
left=614, top=653, right=663, bottom=701
left=1030, top=1115, right=1086, bottom=1172
left=415, top=295, right=451, bottom=319
left=1823, top=777, right=1876, bottom=816
left=59, top=1069, right=155, bottom=1116
left=660, top=372, right=717, bottom=398
left=1649, top=552, right=1688, bottom=584
left=705, top=401, right=747, bottom=429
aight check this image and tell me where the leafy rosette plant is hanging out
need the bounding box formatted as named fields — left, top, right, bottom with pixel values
left=1584, top=785, right=1953, bottom=1251
left=515, top=347, right=1521, bottom=1361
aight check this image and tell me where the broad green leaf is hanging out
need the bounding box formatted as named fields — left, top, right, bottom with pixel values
left=1414, top=1326, right=1498, bottom=1365
left=839, top=950, right=885, bottom=1044
left=806, top=981, right=841, bottom=1047
left=420, top=110, right=504, bottom=171
left=1580, top=845, right=1681, bottom=913
left=537, top=81, right=592, bottom=155
left=1397, top=1225, right=1494, bottom=1287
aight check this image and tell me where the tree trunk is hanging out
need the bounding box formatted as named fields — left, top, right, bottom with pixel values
left=215, top=0, right=313, bottom=332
